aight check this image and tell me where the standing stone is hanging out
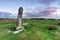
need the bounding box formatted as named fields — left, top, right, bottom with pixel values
left=16, top=7, right=23, bottom=30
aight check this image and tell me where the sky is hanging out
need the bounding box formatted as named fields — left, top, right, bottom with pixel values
left=0, top=0, right=60, bottom=19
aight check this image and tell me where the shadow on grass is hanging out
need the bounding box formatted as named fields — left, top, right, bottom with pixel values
left=8, top=27, right=16, bottom=31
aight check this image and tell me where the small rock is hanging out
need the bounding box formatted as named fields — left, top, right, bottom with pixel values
left=8, top=30, right=11, bottom=33
left=13, top=27, right=24, bottom=34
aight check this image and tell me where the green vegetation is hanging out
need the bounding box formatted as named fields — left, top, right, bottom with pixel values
left=0, top=19, right=60, bottom=40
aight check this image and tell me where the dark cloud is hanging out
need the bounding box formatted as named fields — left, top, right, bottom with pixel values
left=24, top=7, right=57, bottom=18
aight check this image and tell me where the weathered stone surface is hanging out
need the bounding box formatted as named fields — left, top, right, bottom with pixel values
left=16, top=7, right=24, bottom=31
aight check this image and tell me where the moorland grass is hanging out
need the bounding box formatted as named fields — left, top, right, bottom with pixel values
left=0, top=19, right=60, bottom=40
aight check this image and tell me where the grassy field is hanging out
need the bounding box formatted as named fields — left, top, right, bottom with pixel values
left=0, top=19, right=60, bottom=40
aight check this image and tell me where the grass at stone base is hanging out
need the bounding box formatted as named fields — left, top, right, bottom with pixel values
left=0, top=19, right=60, bottom=40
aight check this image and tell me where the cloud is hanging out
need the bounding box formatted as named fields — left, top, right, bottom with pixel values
left=23, top=7, right=57, bottom=18
left=39, top=0, right=56, bottom=5
left=46, top=7, right=57, bottom=15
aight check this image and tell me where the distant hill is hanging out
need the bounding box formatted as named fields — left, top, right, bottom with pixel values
left=30, top=18, right=58, bottom=20
left=0, top=12, right=17, bottom=18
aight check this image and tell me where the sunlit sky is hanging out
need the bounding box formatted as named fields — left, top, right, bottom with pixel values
left=0, top=0, right=60, bottom=18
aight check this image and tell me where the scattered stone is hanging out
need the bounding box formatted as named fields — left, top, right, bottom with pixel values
left=13, top=30, right=21, bottom=34
left=7, top=30, right=11, bottom=33
left=13, top=27, right=24, bottom=34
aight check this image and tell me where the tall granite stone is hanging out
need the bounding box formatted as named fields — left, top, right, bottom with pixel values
left=16, top=7, right=23, bottom=30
